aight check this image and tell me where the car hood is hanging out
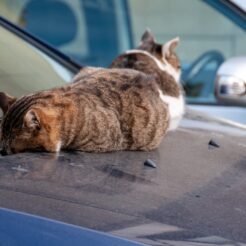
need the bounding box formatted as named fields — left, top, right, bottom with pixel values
left=0, top=208, right=146, bottom=246
left=0, top=109, right=245, bottom=245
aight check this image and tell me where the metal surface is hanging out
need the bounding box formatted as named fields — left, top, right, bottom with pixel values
left=215, top=57, right=246, bottom=106
left=0, top=208, right=145, bottom=246
left=217, top=57, right=246, bottom=81
left=189, top=105, right=246, bottom=125
left=0, top=111, right=245, bottom=245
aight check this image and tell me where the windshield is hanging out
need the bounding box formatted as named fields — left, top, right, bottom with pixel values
left=0, top=0, right=132, bottom=67
left=0, top=24, right=76, bottom=116
left=0, top=0, right=245, bottom=104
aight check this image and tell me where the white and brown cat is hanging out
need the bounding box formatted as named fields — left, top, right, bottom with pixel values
left=110, top=30, right=185, bottom=131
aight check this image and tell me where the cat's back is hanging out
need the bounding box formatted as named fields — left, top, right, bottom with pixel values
left=72, top=67, right=160, bottom=101
left=70, top=68, right=169, bottom=151
left=5, top=67, right=160, bottom=115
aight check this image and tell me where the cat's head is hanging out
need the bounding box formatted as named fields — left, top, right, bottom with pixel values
left=0, top=92, right=60, bottom=155
left=137, top=29, right=181, bottom=75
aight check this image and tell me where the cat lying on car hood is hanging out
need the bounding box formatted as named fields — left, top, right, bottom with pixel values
left=0, top=31, right=183, bottom=155
left=0, top=68, right=169, bottom=155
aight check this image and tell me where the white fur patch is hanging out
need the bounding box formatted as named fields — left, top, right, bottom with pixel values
left=159, top=89, right=185, bottom=131
left=125, top=49, right=184, bottom=130
left=125, top=50, right=180, bottom=82
left=56, top=141, right=62, bottom=152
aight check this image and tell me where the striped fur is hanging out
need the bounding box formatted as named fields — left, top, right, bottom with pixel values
left=0, top=68, right=169, bottom=154
left=110, top=30, right=185, bottom=131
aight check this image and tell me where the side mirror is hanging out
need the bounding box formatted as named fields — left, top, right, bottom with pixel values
left=215, top=57, right=246, bottom=106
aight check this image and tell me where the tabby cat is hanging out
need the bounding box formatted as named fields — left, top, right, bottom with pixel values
left=110, top=30, right=185, bottom=130
left=0, top=67, right=169, bottom=155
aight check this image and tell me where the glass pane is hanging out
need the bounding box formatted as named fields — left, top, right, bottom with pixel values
left=128, top=0, right=246, bottom=103
left=1, top=0, right=245, bottom=104
left=0, top=0, right=131, bottom=67
left=0, top=25, right=73, bottom=99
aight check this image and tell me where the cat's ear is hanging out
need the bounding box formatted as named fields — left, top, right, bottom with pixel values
left=141, top=29, right=155, bottom=44
left=0, top=92, right=17, bottom=114
left=24, top=109, right=41, bottom=131
left=138, top=29, right=155, bottom=51
left=138, top=29, right=155, bottom=50
left=162, top=37, right=180, bottom=58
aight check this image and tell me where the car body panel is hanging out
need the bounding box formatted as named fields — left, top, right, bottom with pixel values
left=0, top=111, right=245, bottom=245
left=189, top=105, right=246, bottom=125
left=0, top=208, right=146, bottom=246
left=0, top=2, right=245, bottom=245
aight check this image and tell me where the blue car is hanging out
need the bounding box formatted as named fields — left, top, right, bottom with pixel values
left=0, top=1, right=245, bottom=245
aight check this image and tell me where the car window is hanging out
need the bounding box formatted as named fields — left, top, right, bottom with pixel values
left=128, top=0, right=246, bottom=103
left=0, top=25, right=74, bottom=102
left=0, top=0, right=132, bottom=67
left=0, top=0, right=245, bottom=105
